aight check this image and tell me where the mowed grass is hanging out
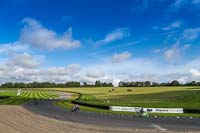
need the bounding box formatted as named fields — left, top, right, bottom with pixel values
left=0, top=89, right=58, bottom=105
left=0, top=91, right=17, bottom=96
left=20, top=91, right=58, bottom=99
left=52, top=86, right=200, bottom=109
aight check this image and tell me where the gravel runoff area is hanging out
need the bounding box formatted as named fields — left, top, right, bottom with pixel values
left=0, top=105, right=195, bottom=133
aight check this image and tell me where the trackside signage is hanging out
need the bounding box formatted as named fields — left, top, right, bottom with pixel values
left=109, top=106, right=183, bottom=113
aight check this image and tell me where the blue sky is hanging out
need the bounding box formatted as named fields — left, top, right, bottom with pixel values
left=0, top=0, right=200, bottom=85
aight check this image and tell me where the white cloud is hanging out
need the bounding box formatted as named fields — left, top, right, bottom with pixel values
left=1, top=18, right=200, bottom=86
left=170, top=0, right=187, bottom=10
left=131, top=0, right=166, bottom=13
left=1, top=50, right=200, bottom=85
left=77, top=56, right=200, bottom=84
left=0, top=61, right=80, bottom=83
left=86, top=69, right=105, bottom=78
left=6, top=53, right=42, bottom=69
left=20, top=17, right=80, bottom=50
left=46, top=64, right=80, bottom=75
left=95, top=28, right=130, bottom=45
left=0, top=42, right=29, bottom=55
left=164, top=44, right=180, bottom=61
left=170, top=0, right=200, bottom=11
left=162, top=26, right=199, bottom=62
left=181, top=28, right=200, bottom=41
left=162, top=21, right=182, bottom=31
left=153, top=49, right=161, bottom=53
left=163, top=42, right=191, bottom=62
left=112, top=51, right=132, bottom=63
left=183, top=44, right=191, bottom=49
left=190, top=69, right=200, bottom=76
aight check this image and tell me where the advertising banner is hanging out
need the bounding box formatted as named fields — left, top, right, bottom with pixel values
left=110, top=106, right=183, bottom=113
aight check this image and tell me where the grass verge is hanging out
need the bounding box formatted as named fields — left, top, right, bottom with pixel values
left=55, top=91, right=200, bottom=118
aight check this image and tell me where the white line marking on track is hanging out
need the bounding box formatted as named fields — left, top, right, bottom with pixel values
left=151, top=124, right=167, bottom=131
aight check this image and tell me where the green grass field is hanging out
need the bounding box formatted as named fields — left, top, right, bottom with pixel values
left=1, top=87, right=200, bottom=117
left=53, top=87, right=200, bottom=117
left=0, top=89, right=58, bottom=105
left=52, top=86, right=200, bottom=109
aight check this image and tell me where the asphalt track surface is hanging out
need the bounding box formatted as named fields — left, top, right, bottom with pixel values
left=22, top=99, right=200, bottom=132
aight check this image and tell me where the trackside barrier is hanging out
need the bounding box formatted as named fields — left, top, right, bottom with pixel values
left=110, top=106, right=184, bottom=113
left=184, top=109, right=200, bottom=114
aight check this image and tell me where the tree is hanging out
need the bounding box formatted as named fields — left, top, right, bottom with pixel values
left=95, top=80, right=101, bottom=87
left=1, top=82, right=13, bottom=88
left=66, top=81, right=80, bottom=87
left=144, top=81, right=151, bottom=87
left=83, top=82, right=87, bottom=87
left=152, top=82, right=159, bottom=87
left=170, top=80, right=180, bottom=86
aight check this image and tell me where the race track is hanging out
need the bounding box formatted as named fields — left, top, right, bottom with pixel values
left=22, top=99, right=200, bottom=132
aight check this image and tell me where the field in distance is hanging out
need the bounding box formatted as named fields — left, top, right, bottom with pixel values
left=0, top=89, right=58, bottom=105
left=52, top=86, right=200, bottom=109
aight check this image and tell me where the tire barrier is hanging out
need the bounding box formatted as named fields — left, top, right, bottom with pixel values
left=71, top=92, right=110, bottom=110
left=0, top=96, right=10, bottom=99
left=184, top=109, right=200, bottom=114
left=72, top=100, right=109, bottom=110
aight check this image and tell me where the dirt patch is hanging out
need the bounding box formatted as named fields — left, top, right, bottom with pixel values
left=51, top=91, right=72, bottom=99
left=0, top=105, right=195, bottom=133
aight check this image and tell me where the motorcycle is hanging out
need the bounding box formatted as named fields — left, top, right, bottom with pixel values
left=71, top=105, right=80, bottom=112
left=135, top=108, right=149, bottom=118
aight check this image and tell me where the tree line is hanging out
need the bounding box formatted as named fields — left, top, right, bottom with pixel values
left=0, top=80, right=113, bottom=88
left=1, top=80, right=200, bottom=88
left=119, top=80, right=200, bottom=87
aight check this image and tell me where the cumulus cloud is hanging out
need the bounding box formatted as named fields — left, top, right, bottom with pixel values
left=190, top=69, right=200, bottom=76
left=112, top=51, right=132, bottom=63
left=86, top=69, right=105, bottom=78
left=95, top=28, right=130, bottom=45
left=6, top=53, right=42, bottom=69
left=0, top=17, right=200, bottom=86
left=0, top=42, right=29, bottom=55
left=45, top=64, right=80, bottom=75
left=84, top=56, right=200, bottom=84
left=0, top=49, right=200, bottom=85
left=20, top=17, right=80, bottom=50
left=0, top=62, right=80, bottom=83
